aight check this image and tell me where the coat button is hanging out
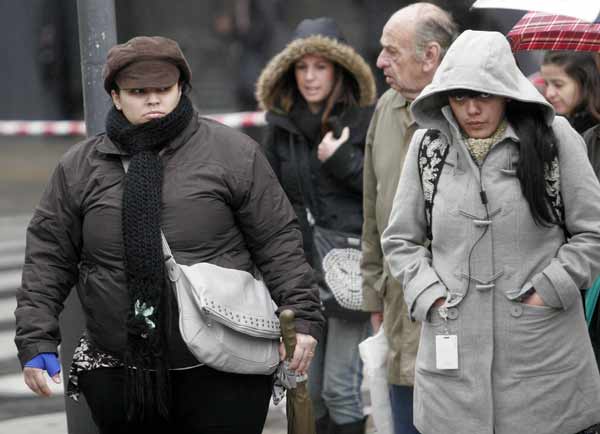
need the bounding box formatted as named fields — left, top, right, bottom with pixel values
left=510, top=304, right=523, bottom=317
left=447, top=307, right=459, bottom=320
left=475, top=283, right=494, bottom=291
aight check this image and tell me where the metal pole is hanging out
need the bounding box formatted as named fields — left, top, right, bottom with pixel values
left=60, top=2, right=116, bottom=433
left=77, top=0, right=116, bottom=135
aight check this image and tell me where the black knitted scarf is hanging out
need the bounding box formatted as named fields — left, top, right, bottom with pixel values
left=290, top=99, right=324, bottom=145
left=105, top=94, right=193, bottom=420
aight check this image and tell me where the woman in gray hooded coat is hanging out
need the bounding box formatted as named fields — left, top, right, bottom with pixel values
left=382, top=30, right=600, bottom=434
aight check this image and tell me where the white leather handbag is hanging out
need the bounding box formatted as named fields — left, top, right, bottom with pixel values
left=161, top=234, right=281, bottom=375
left=121, top=157, right=280, bottom=375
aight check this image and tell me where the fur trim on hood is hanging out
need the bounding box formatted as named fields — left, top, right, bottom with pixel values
left=255, top=34, right=376, bottom=111
left=411, top=30, right=555, bottom=130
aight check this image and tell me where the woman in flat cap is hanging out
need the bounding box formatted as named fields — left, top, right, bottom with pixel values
left=256, top=17, right=376, bottom=434
left=15, top=35, right=324, bottom=433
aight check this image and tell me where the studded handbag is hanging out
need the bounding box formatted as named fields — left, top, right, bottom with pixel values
left=120, top=157, right=281, bottom=375
left=161, top=233, right=281, bottom=375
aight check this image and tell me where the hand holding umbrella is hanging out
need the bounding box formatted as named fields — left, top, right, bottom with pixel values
left=279, top=309, right=317, bottom=434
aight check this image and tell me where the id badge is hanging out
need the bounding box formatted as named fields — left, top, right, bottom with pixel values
left=435, top=334, right=458, bottom=370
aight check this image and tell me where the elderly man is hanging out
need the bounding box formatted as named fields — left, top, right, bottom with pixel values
left=361, top=4, right=458, bottom=434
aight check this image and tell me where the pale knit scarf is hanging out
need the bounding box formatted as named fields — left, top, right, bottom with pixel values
left=464, top=120, right=508, bottom=165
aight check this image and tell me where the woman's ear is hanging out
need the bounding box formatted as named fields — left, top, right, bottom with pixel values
left=111, top=89, right=122, bottom=110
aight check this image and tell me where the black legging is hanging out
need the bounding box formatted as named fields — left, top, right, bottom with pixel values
left=78, top=365, right=272, bottom=434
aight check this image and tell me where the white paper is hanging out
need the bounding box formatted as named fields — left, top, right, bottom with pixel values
left=435, top=334, right=459, bottom=370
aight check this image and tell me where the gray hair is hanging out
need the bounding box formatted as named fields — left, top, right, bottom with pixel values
left=413, top=5, right=459, bottom=61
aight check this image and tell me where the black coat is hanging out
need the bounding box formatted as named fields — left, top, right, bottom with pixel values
left=264, top=105, right=373, bottom=266
left=15, top=114, right=324, bottom=366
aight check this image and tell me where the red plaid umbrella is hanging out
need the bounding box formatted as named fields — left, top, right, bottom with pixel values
left=507, top=12, right=600, bottom=52
left=507, top=12, right=600, bottom=53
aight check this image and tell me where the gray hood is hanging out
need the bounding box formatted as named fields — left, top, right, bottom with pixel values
left=411, top=30, right=554, bottom=130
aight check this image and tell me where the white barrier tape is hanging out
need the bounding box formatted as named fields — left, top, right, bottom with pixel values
left=0, top=121, right=87, bottom=136
left=0, top=111, right=267, bottom=136
left=208, top=111, right=266, bottom=129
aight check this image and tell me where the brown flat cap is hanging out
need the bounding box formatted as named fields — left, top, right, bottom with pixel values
left=102, top=36, right=192, bottom=93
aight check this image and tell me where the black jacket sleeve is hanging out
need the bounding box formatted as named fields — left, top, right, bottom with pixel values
left=320, top=106, right=374, bottom=193
left=15, top=162, right=82, bottom=366
left=233, top=140, right=325, bottom=340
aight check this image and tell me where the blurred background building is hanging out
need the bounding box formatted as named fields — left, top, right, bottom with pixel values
left=0, top=0, right=532, bottom=121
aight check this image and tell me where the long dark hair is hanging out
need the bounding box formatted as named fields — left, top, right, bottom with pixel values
left=542, top=51, right=600, bottom=122
left=505, top=101, right=559, bottom=227
left=275, top=62, right=359, bottom=135
left=320, top=65, right=359, bottom=136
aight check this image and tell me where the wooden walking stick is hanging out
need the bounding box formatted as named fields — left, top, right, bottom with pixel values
left=279, top=309, right=316, bottom=434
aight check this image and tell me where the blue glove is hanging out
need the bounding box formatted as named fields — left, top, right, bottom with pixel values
left=24, top=353, right=61, bottom=377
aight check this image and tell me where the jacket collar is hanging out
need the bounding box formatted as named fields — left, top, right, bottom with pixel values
left=265, top=110, right=304, bottom=136
left=389, top=91, right=416, bottom=130
left=439, top=105, right=521, bottom=179
left=95, top=112, right=200, bottom=156
left=391, top=91, right=410, bottom=110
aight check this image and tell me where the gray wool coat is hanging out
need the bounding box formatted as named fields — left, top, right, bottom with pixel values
left=382, top=30, right=600, bottom=434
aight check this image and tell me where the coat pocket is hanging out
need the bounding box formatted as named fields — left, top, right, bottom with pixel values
left=507, top=302, right=582, bottom=378
left=416, top=307, right=461, bottom=377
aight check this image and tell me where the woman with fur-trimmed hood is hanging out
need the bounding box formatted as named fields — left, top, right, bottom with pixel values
left=256, top=17, right=376, bottom=434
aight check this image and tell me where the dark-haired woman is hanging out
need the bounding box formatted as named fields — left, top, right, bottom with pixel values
left=543, top=51, right=600, bottom=373
left=541, top=50, right=600, bottom=134
left=382, top=30, right=600, bottom=434
left=256, top=17, right=376, bottom=434
left=15, top=35, right=323, bottom=434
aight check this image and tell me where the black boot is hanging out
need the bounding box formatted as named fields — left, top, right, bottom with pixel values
left=330, top=417, right=366, bottom=434
left=316, top=415, right=331, bottom=434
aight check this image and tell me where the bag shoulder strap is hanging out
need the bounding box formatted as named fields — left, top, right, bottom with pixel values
left=417, top=129, right=448, bottom=241
left=585, top=276, right=600, bottom=328
left=544, top=156, right=566, bottom=231
left=288, top=136, right=318, bottom=225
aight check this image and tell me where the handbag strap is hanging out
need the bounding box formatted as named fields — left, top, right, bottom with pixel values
left=120, top=157, right=174, bottom=262
left=586, top=276, right=600, bottom=328
left=288, top=135, right=319, bottom=225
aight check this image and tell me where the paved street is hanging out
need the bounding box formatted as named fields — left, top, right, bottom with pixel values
left=0, top=137, right=71, bottom=428
left=0, top=140, right=291, bottom=433
left=0, top=213, right=293, bottom=433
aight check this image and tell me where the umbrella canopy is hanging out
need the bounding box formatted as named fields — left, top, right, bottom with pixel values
left=507, top=12, right=600, bottom=53
left=471, top=0, right=600, bottom=23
